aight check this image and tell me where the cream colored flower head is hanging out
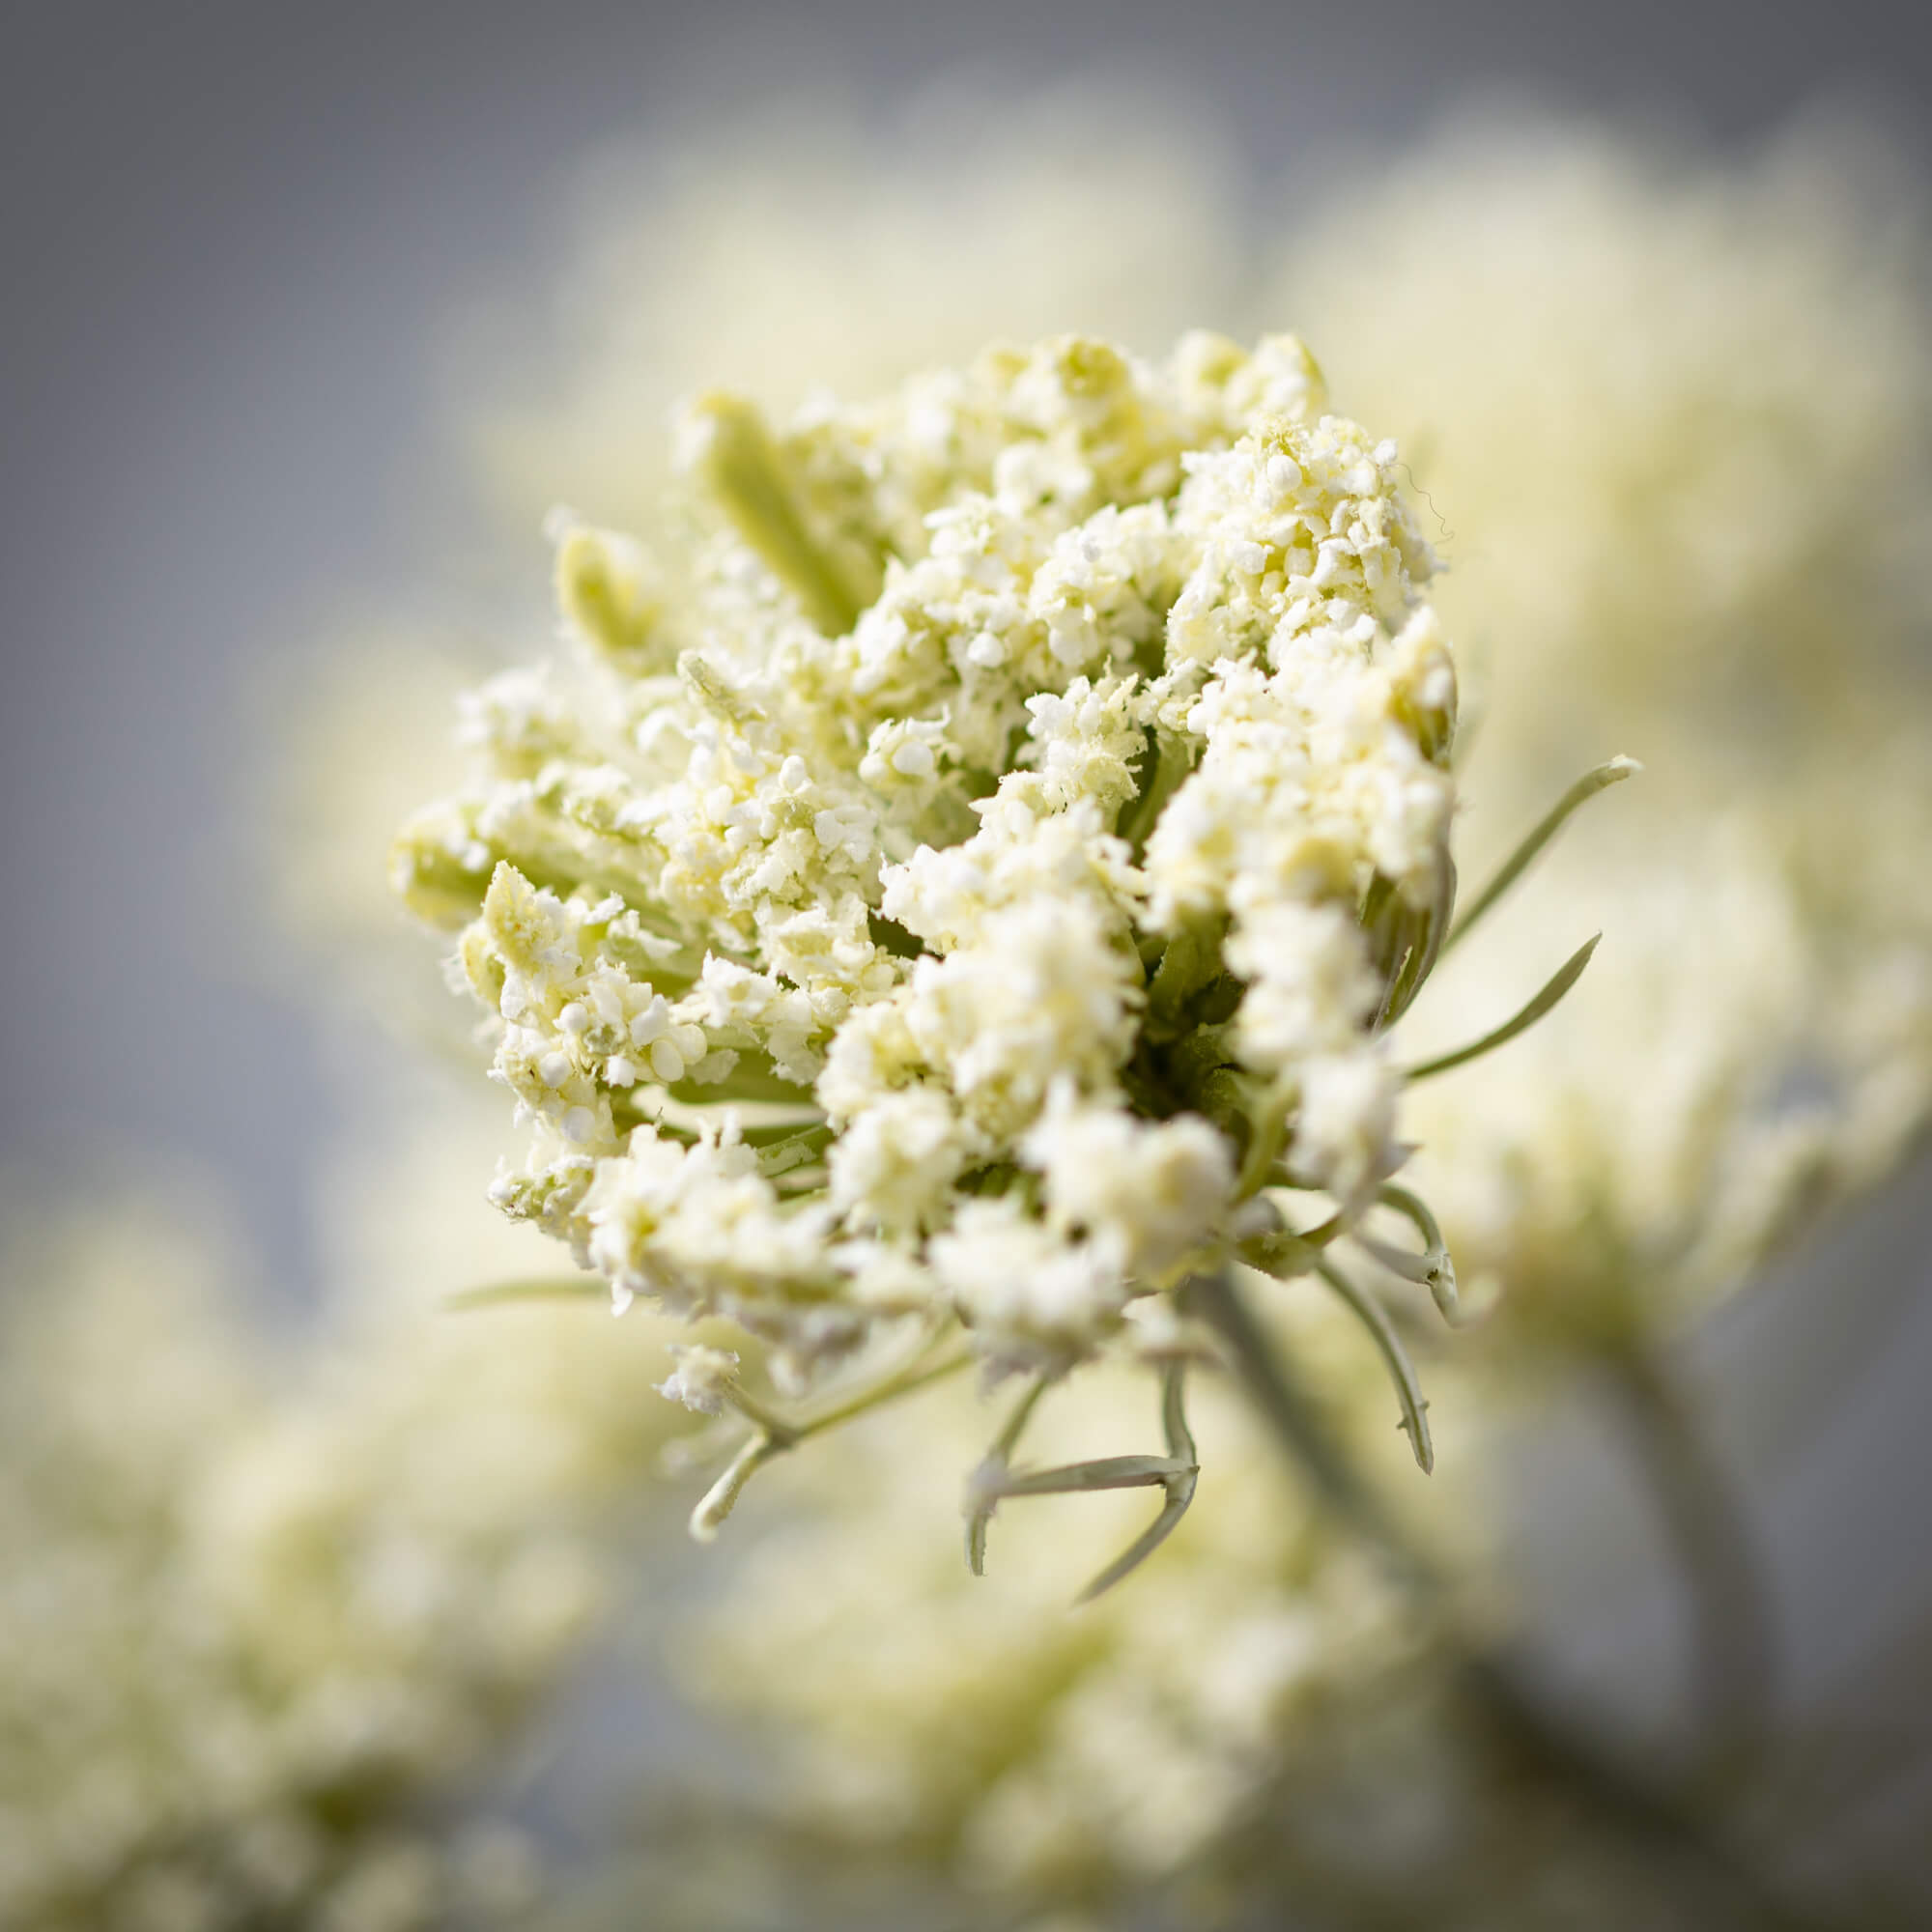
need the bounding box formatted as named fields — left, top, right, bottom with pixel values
left=395, top=332, right=1462, bottom=1387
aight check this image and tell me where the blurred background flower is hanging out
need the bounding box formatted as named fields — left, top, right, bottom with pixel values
left=0, top=1131, right=696, bottom=1930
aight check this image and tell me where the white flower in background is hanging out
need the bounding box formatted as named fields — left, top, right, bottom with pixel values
left=467, top=79, right=1250, bottom=532
left=1403, top=760, right=1932, bottom=1353
left=0, top=1139, right=696, bottom=1932
left=1275, top=108, right=1932, bottom=810
left=395, top=330, right=1477, bottom=1418
left=1270, top=109, right=1932, bottom=1349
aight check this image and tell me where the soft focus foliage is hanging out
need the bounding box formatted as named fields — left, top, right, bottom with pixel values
left=0, top=1140, right=685, bottom=1932
left=1284, top=109, right=1932, bottom=1357
left=1406, top=769, right=1932, bottom=1356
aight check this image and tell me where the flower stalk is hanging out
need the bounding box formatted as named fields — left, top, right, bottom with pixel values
left=1188, top=1263, right=1837, bottom=1932
left=1602, top=1335, right=1778, bottom=1788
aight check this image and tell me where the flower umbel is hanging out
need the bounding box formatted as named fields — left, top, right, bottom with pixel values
left=396, top=332, right=1607, bottom=1579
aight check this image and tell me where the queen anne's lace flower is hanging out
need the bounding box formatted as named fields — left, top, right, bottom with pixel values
left=396, top=333, right=1465, bottom=1387
left=233, top=92, right=1932, bottom=1930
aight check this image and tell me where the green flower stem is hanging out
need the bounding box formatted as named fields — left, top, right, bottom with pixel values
left=1234, top=1079, right=1295, bottom=1201
left=690, top=1331, right=975, bottom=1540
left=1186, top=1264, right=1840, bottom=1932
left=1602, top=1335, right=1778, bottom=1789
left=764, top=1337, right=975, bottom=1446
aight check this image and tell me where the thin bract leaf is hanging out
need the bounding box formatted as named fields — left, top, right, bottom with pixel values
left=1403, top=934, right=1600, bottom=1083
left=1314, top=1259, right=1435, bottom=1474
left=993, top=1452, right=1191, bottom=1497
left=1371, top=1182, right=1463, bottom=1324
left=966, top=1374, right=1053, bottom=1576
left=1079, top=1363, right=1199, bottom=1604
left=963, top=1364, right=1200, bottom=1603
left=679, top=1323, right=973, bottom=1544
left=1444, top=756, right=1639, bottom=953
left=1075, top=1484, right=1198, bottom=1605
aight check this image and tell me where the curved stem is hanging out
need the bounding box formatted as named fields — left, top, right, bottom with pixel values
left=1602, top=1338, right=1778, bottom=1787
left=1313, top=1258, right=1435, bottom=1474
left=684, top=1329, right=973, bottom=1542
left=1375, top=1182, right=1463, bottom=1324
left=966, top=1373, right=1054, bottom=1576
left=1185, top=1266, right=1839, bottom=1932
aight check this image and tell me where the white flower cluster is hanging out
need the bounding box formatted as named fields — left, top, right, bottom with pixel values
left=396, top=333, right=1460, bottom=1380
left=656, top=1342, right=741, bottom=1413
left=224, top=90, right=1932, bottom=1930
left=466, top=104, right=1932, bottom=1929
